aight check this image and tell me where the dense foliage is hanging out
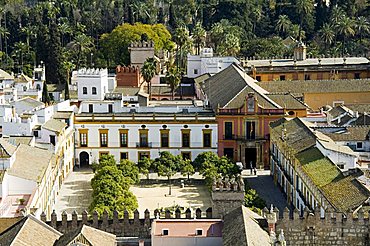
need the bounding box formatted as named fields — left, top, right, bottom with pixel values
left=0, top=0, right=368, bottom=84
left=89, top=155, right=138, bottom=215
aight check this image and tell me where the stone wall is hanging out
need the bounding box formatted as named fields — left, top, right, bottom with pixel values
left=41, top=207, right=213, bottom=238
left=264, top=206, right=370, bottom=246
left=211, top=178, right=245, bottom=219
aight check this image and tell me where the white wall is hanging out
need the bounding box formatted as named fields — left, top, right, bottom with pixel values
left=77, top=68, right=109, bottom=101
left=316, top=141, right=357, bottom=171
left=0, top=172, right=9, bottom=198
left=2, top=114, right=38, bottom=136
left=7, top=175, right=36, bottom=195
left=75, top=122, right=218, bottom=163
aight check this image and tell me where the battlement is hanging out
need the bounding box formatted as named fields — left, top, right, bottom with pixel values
left=129, top=41, right=155, bottom=49
left=263, top=206, right=370, bottom=246
left=211, top=176, right=245, bottom=192
left=41, top=207, right=213, bottom=238
left=76, top=68, right=108, bottom=77
left=116, top=65, right=140, bottom=74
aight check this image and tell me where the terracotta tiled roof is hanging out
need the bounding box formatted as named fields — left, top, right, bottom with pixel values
left=323, top=126, right=370, bottom=141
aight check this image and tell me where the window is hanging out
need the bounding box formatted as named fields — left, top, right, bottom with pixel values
left=355, top=73, right=360, bottom=79
left=203, top=131, right=211, bottom=147
left=120, top=152, right=128, bottom=160
left=23, top=86, right=27, bottom=91
left=161, top=130, right=169, bottom=147
left=99, top=130, right=108, bottom=147
left=304, top=74, right=311, bottom=80
left=256, top=76, right=261, bottom=82
left=280, top=75, right=286, bottom=81
left=182, top=152, right=191, bottom=160
left=120, top=131, right=128, bottom=147
left=33, top=130, right=39, bottom=138
left=138, top=152, right=150, bottom=160
left=224, top=122, right=233, bottom=140
left=357, top=142, right=363, bottom=149
left=50, top=135, right=56, bottom=146
left=108, top=104, right=113, bottom=113
left=80, top=133, right=87, bottom=147
left=88, top=104, right=93, bottom=113
left=139, top=130, right=148, bottom=147
left=182, top=130, right=190, bottom=147
left=224, top=148, right=234, bottom=159
left=246, top=121, right=256, bottom=139
left=196, top=229, right=203, bottom=236
left=83, top=87, right=87, bottom=94
left=337, top=164, right=345, bottom=169
left=92, top=87, right=97, bottom=95
left=162, top=229, right=169, bottom=236
left=36, top=84, right=41, bottom=91
left=193, top=69, right=198, bottom=75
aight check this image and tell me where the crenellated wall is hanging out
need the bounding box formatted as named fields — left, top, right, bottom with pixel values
left=263, top=206, right=370, bottom=246
left=115, top=65, right=142, bottom=87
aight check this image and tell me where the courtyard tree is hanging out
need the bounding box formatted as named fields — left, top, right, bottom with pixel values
left=193, top=151, right=219, bottom=171
left=180, top=158, right=195, bottom=181
left=218, top=156, right=240, bottom=178
left=118, top=159, right=140, bottom=185
left=154, top=151, right=179, bottom=195
left=92, top=154, right=116, bottom=172
left=138, top=157, right=152, bottom=180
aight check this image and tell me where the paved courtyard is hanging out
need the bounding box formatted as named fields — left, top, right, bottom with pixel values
left=243, top=170, right=289, bottom=214
left=130, top=179, right=211, bottom=216
left=54, top=168, right=94, bottom=219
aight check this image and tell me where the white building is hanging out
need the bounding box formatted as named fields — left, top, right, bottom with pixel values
left=187, top=48, right=240, bottom=78
left=75, top=106, right=217, bottom=165
left=77, top=68, right=109, bottom=101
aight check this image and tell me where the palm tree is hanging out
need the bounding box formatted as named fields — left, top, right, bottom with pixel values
left=165, top=66, right=181, bottom=100
left=192, top=22, right=206, bottom=55
left=210, top=22, right=224, bottom=54
left=276, top=15, right=292, bottom=36
left=355, top=16, right=370, bottom=42
left=296, top=0, right=314, bottom=41
left=67, top=33, right=94, bottom=69
left=319, top=23, right=335, bottom=48
left=289, top=24, right=305, bottom=40
left=20, top=26, right=36, bottom=50
left=141, top=57, right=157, bottom=100
left=337, top=16, right=355, bottom=55
left=173, top=26, right=190, bottom=69
left=330, top=6, right=345, bottom=27
left=0, top=26, right=9, bottom=53
left=219, top=33, right=240, bottom=56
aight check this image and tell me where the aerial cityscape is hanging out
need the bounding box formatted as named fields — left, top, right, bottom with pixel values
left=0, top=0, right=369, bottom=245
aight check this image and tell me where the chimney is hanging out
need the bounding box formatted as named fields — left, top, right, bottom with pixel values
left=294, top=41, right=306, bottom=61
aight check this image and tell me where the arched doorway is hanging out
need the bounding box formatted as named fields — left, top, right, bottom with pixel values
left=79, top=152, right=89, bottom=168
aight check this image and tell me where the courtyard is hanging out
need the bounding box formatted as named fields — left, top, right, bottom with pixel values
left=54, top=170, right=211, bottom=219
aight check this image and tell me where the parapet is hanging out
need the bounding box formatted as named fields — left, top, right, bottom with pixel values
left=116, top=65, right=140, bottom=74
left=211, top=176, right=245, bottom=192
left=76, top=68, right=108, bottom=77
left=41, top=207, right=213, bottom=237
left=129, top=41, right=155, bottom=49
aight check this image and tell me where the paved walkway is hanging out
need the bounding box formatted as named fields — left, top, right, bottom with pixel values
left=54, top=168, right=94, bottom=219
left=243, top=170, right=289, bottom=214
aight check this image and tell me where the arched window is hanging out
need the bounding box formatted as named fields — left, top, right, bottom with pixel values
left=23, top=86, right=27, bottom=91
left=36, top=84, right=41, bottom=91
left=92, top=87, right=97, bottom=95
left=82, top=87, right=87, bottom=95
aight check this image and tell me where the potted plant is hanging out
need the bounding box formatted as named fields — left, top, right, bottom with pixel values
left=19, top=198, right=25, bottom=205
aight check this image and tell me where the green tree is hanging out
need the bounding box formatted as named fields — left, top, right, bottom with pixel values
left=192, top=22, right=206, bottom=55
left=41, top=81, right=51, bottom=104
left=319, top=23, right=335, bottom=49
left=218, top=33, right=240, bottom=56
left=118, top=159, right=140, bottom=185
left=193, top=151, right=219, bottom=171
left=141, top=57, right=157, bottom=100
left=154, top=151, right=179, bottom=195
left=67, top=33, right=94, bottom=69
left=137, top=157, right=152, bottom=180
left=165, top=66, right=181, bottom=100
left=337, top=15, right=355, bottom=54
left=180, top=158, right=195, bottom=181
left=173, top=26, right=190, bottom=69
left=355, top=16, right=369, bottom=42
left=218, top=156, right=239, bottom=178
left=92, top=154, right=116, bottom=172
left=296, top=0, right=315, bottom=41
left=276, top=15, right=292, bottom=36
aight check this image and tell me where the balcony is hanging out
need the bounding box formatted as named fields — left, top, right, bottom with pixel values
left=223, top=135, right=267, bottom=142
left=136, top=142, right=152, bottom=148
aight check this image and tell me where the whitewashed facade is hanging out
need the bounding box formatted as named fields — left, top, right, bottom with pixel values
left=75, top=107, right=217, bottom=164
left=187, top=48, right=240, bottom=78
